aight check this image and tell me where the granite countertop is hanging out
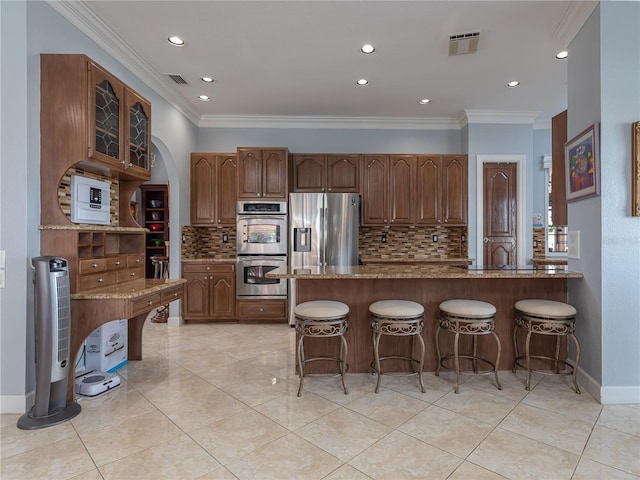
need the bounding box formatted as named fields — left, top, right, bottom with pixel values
left=40, top=224, right=146, bottom=232
left=360, top=257, right=473, bottom=264
left=531, top=257, right=569, bottom=266
left=71, top=278, right=186, bottom=300
left=268, top=264, right=583, bottom=280
left=181, top=257, right=237, bottom=264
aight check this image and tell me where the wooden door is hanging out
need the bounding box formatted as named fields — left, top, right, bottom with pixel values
left=237, top=148, right=262, bottom=199
left=210, top=274, right=235, bottom=319
left=292, top=154, right=326, bottom=192
left=416, top=155, right=442, bottom=224
left=442, top=155, right=468, bottom=225
left=389, top=155, right=415, bottom=224
left=326, top=155, right=360, bottom=192
left=216, top=154, right=237, bottom=224
left=123, top=87, right=151, bottom=178
left=361, top=155, right=389, bottom=224
left=262, top=149, right=288, bottom=199
left=182, top=272, right=210, bottom=319
left=190, top=154, right=216, bottom=225
left=483, top=163, right=517, bottom=267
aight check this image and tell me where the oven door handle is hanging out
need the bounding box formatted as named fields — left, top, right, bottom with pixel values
left=237, top=215, right=286, bottom=222
left=237, top=256, right=287, bottom=263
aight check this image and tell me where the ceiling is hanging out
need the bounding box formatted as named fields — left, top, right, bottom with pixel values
left=53, top=1, right=596, bottom=128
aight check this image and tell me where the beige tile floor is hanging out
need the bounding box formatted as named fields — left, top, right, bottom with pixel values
left=2, top=319, right=639, bottom=480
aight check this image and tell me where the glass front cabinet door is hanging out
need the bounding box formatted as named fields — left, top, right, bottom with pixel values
left=125, top=88, right=151, bottom=179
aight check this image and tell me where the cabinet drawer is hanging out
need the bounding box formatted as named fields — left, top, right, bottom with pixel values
left=118, top=266, right=145, bottom=283
left=78, top=258, right=107, bottom=274
left=236, top=299, right=287, bottom=319
left=77, top=270, right=118, bottom=291
left=131, top=293, right=162, bottom=316
left=126, top=254, right=145, bottom=268
left=161, top=285, right=184, bottom=303
left=183, top=263, right=235, bottom=274
left=105, top=256, right=127, bottom=271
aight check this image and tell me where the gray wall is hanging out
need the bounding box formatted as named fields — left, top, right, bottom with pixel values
left=568, top=2, right=640, bottom=400
left=532, top=128, right=552, bottom=223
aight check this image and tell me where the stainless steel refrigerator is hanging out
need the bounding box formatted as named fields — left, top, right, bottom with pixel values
left=288, top=192, right=360, bottom=323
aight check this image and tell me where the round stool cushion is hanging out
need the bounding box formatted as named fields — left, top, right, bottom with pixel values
left=439, top=299, right=496, bottom=317
left=515, top=299, right=576, bottom=317
left=295, top=300, right=349, bottom=320
left=369, top=300, right=424, bottom=318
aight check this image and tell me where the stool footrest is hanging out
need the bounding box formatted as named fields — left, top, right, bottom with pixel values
left=438, top=355, right=497, bottom=376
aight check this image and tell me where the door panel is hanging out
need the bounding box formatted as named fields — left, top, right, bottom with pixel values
left=483, top=163, right=517, bottom=267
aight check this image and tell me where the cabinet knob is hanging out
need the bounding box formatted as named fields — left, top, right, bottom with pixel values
left=121, top=160, right=126, bottom=167
left=148, top=300, right=153, bottom=305
left=259, top=308, right=264, bottom=312
left=128, top=162, right=133, bottom=168
left=92, top=263, right=98, bottom=268
left=136, top=258, right=141, bottom=263
left=206, top=267, right=210, bottom=270
left=115, top=261, right=121, bottom=266
left=173, top=292, right=178, bottom=297
left=97, top=278, right=103, bottom=283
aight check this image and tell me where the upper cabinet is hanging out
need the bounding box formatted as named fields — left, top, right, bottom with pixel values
left=236, top=148, right=288, bottom=200
left=551, top=110, right=568, bottom=226
left=86, top=60, right=151, bottom=180
left=416, top=155, right=467, bottom=226
left=291, top=154, right=360, bottom=193
left=40, top=54, right=152, bottom=226
left=190, top=153, right=237, bottom=225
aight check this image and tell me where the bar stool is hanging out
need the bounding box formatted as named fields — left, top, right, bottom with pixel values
left=150, top=255, right=170, bottom=323
left=294, top=300, right=349, bottom=397
left=436, top=299, right=502, bottom=394
left=513, top=299, right=581, bottom=393
left=370, top=300, right=425, bottom=394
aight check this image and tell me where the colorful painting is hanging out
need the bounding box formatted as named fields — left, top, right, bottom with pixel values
left=565, top=123, right=599, bottom=201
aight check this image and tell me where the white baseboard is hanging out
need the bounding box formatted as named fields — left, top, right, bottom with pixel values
left=167, top=315, right=183, bottom=327
left=577, top=366, right=640, bottom=404
left=1, top=394, right=27, bottom=414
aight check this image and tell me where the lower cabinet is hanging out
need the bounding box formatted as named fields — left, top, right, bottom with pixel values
left=182, top=263, right=235, bottom=322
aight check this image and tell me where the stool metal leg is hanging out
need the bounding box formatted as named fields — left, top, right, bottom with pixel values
left=435, top=326, right=442, bottom=377
left=524, top=327, right=533, bottom=391
left=453, top=328, right=461, bottom=394
left=492, top=331, right=503, bottom=390
left=373, top=329, right=383, bottom=393
left=416, top=332, right=426, bottom=393
left=570, top=333, right=581, bottom=394
left=340, top=334, right=349, bottom=395
left=512, top=325, right=519, bottom=374
left=297, top=332, right=306, bottom=397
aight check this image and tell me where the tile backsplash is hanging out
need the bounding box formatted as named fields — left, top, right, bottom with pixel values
left=182, top=224, right=467, bottom=259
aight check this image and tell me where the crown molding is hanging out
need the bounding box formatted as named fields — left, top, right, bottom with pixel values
left=46, top=1, right=201, bottom=125
left=459, top=110, right=541, bottom=127
left=199, top=115, right=462, bottom=130
left=554, top=1, right=598, bottom=45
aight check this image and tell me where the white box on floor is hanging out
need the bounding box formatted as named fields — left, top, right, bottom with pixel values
left=85, top=319, right=128, bottom=373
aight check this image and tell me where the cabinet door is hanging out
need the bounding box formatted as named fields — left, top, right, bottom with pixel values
left=442, top=155, right=468, bottom=225
left=262, top=149, right=288, bottom=199
left=326, top=155, right=360, bottom=192
left=191, top=154, right=216, bottom=225
left=389, top=155, right=415, bottom=224
left=88, top=62, right=125, bottom=169
left=416, top=155, right=442, bottom=225
left=216, top=154, right=238, bottom=224
left=182, top=271, right=210, bottom=319
left=123, top=88, right=151, bottom=179
left=361, top=155, right=389, bottom=225
left=210, top=274, right=235, bottom=318
left=237, top=148, right=262, bottom=199
left=292, top=154, right=326, bottom=192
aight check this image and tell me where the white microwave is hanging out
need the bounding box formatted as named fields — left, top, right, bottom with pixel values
left=70, top=175, right=111, bottom=225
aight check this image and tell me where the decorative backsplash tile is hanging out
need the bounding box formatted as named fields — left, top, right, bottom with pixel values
left=533, top=227, right=546, bottom=258
left=182, top=224, right=467, bottom=259
left=58, top=167, right=119, bottom=225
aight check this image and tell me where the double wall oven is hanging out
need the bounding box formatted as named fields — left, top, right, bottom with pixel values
left=236, top=201, right=287, bottom=299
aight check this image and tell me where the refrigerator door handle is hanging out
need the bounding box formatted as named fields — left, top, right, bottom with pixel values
left=320, top=206, right=327, bottom=266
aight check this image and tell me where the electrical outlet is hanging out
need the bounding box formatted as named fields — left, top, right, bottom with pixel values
left=222, top=233, right=229, bottom=243
left=533, top=240, right=538, bottom=247
left=461, top=235, right=466, bottom=242
left=381, top=234, right=387, bottom=243
left=432, top=234, right=438, bottom=243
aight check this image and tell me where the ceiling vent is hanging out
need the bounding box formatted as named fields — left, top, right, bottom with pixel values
left=166, top=74, right=188, bottom=85
left=449, top=31, right=480, bottom=56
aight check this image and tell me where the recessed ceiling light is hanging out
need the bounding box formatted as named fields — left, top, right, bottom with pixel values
left=198, top=95, right=210, bottom=101
left=168, top=36, right=185, bottom=46
left=507, top=80, right=520, bottom=88
left=419, top=99, right=431, bottom=104
left=356, top=79, right=369, bottom=86
left=201, top=77, right=214, bottom=83
left=361, top=44, right=375, bottom=54
left=556, top=50, right=568, bottom=60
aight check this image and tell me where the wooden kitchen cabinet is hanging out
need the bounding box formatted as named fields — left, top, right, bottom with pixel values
left=190, top=153, right=237, bottom=225
left=415, top=155, right=467, bottom=226
left=551, top=110, right=568, bottom=226
left=291, top=154, right=360, bottom=192
left=236, top=148, right=289, bottom=200
left=236, top=299, right=287, bottom=323
left=182, top=263, right=236, bottom=322
left=389, top=155, right=416, bottom=224
left=140, top=184, right=169, bottom=278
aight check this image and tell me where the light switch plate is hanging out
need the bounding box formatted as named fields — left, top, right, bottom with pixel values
left=0, top=270, right=4, bottom=289
left=0, top=250, right=5, bottom=269
left=568, top=230, right=580, bottom=259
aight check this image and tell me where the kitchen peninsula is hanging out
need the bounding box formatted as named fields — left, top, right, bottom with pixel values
left=269, top=265, right=583, bottom=374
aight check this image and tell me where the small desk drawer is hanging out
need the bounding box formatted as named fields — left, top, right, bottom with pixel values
left=131, top=293, right=162, bottom=316
left=77, top=270, right=118, bottom=291
left=78, top=258, right=107, bottom=275
left=161, top=285, right=184, bottom=303
left=182, top=263, right=234, bottom=274
left=127, top=254, right=145, bottom=268
left=236, top=299, right=286, bottom=319
left=118, top=266, right=145, bottom=283
left=106, top=256, right=127, bottom=271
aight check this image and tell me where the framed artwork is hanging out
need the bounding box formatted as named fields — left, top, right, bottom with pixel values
left=633, top=121, right=640, bottom=216
left=565, top=123, right=599, bottom=202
